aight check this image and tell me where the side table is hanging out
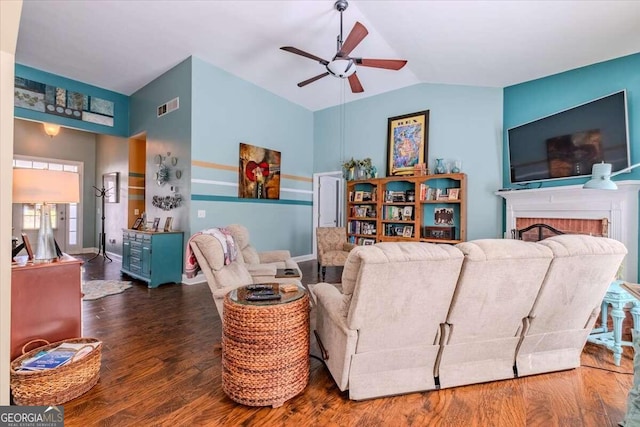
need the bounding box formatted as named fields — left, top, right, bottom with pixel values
left=222, top=284, right=309, bottom=407
left=588, top=280, right=640, bottom=366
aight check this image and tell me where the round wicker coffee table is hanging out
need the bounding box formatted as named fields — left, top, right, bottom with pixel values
left=222, top=284, right=309, bottom=408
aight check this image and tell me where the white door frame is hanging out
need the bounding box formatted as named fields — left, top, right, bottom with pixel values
left=312, top=171, right=345, bottom=259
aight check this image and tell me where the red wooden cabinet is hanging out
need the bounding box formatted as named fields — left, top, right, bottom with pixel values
left=10, top=256, right=83, bottom=360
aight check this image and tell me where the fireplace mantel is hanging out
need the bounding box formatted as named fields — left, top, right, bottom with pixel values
left=496, top=181, right=640, bottom=281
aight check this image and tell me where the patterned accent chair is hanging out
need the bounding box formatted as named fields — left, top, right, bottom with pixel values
left=316, top=227, right=355, bottom=281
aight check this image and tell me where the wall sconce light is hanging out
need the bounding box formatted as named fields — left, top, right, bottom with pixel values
left=43, top=123, right=60, bottom=137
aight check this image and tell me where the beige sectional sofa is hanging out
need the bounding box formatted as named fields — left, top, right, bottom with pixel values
left=311, top=235, right=626, bottom=400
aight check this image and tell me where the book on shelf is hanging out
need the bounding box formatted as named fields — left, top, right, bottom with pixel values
left=18, top=341, right=101, bottom=371
left=621, top=282, right=640, bottom=301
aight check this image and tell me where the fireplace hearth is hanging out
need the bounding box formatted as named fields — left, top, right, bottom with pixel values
left=497, top=182, right=640, bottom=281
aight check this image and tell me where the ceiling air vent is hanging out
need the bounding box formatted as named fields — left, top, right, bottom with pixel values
left=157, top=97, right=179, bottom=118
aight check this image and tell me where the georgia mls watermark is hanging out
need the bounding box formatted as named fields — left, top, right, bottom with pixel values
left=0, top=406, right=63, bottom=427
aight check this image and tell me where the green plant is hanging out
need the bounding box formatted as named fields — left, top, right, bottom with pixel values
left=342, top=158, right=356, bottom=170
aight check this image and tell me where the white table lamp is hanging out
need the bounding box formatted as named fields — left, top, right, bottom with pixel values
left=13, top=169, right=80, bottom=262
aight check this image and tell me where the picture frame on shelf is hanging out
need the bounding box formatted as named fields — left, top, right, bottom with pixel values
left=354, top=191, right=364, bottom=202
left=152, top=217, right=161, bottom=232
left=402, top=225, right=414, bottom=238
left=402, top=206, right=413, bottom=221
left=132, top=217, right=143, bottom=230
left=386, top=110, right=429, bottom=176
left=21, top=233, right=33, bottom=260
left=448, top=188, right=460, bottom=200
left=423, top=226, right=456, bottom=240
left=164, top=217, right=173, bottom=232
left=434, top=207, right=454, bottom=225
left=362, top=239, right=375, bottom=246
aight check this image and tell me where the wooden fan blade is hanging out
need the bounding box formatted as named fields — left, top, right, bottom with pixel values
left=280, top=46, right=329, bottom=65
left=355, top=58, right=407, bottom=70
left=337, top=22, right=368, bottom=57
left=348, top=73, right=364, bottom=93
left=298, top=72, right=330, bottom=87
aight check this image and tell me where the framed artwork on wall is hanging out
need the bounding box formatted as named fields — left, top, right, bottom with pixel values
left=103, top=172, right=120, bottom=203
left=238, top=143, right=281, bottom=200
left=387, top=110, right=429, bottom=176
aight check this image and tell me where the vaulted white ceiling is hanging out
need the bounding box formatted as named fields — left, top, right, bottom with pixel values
left=15, top=0, right=640, bottom=112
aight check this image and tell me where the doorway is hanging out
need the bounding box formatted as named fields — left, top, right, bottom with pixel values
left=312, top=171, right=345, bottom=258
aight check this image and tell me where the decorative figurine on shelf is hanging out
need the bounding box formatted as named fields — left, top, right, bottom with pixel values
left=435, top=158, right=446, bottom=174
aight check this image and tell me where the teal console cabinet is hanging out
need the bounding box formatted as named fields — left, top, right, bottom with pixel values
left=121, top=229, right=184, bottom=288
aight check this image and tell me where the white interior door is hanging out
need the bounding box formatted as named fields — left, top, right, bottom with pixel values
left=319, top=175, right=341, bottom=227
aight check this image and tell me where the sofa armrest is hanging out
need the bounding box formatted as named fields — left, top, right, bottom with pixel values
left=314, top=283, right=351, bottom=332
left=259, top=250, right=292, bottom=263
left=246, top=263, right=277, bottom=277
left=313, top=282, right=358, bottom=391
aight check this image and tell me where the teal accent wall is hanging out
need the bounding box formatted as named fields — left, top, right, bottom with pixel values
left=503, top=53, right=640, bottom=188
left=190, top=57, right=314, bottom=256
left=314, top=82, right=504, bottom=240
left=14, top=64, right=129, bottom=137
left=130, top=57, right=192, bottom=236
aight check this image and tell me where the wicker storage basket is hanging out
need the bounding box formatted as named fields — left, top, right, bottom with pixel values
left=10, top=338, right=102, bottom=406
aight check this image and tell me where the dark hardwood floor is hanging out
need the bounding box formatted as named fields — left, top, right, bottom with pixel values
left=58, top=254, right=634, bottom=426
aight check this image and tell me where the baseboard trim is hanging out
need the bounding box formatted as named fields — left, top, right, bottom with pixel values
left=293, top=254, right=315, bottom=262
left=182, top=272, right=206, bottom=286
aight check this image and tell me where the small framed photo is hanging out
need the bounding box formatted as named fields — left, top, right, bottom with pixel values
left=402, top=206, right=413, bottom=221
left=354, top=191, right=364, bottom=202
left=21, top=233, right=34, bottom=260
left=152, top=217, right=161, bottom=232
left=132, top=217, right=143, bottom=230
left=448, top=188, right=460, bottom=200
left=402, top=226, right=414, bottom=238
left=164, top=217, right=174, bottom=232
left=362, top=239, right=375, bottom=246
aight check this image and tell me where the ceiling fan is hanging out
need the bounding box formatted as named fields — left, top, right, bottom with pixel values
left=280, top=0, right=407, bottom=93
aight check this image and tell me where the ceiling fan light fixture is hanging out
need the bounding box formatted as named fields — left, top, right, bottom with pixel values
left=326, top=59, right=356, bottom=78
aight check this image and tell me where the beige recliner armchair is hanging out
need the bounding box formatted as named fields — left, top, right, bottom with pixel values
left=316, top=227, right=355, bottom=281
left=189, top=231, right=303, bottom=322
left=226, top=224, right=301, bottom=282
left=188, top=233, right=253, bottom=320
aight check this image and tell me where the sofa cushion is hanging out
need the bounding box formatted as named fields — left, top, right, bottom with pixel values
left=191, top=234, right=225, bottom=271
left=226, top=224, right=261, bottom=264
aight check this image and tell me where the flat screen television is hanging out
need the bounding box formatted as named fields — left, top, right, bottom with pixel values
left=507, top=90, right=630, bottom=184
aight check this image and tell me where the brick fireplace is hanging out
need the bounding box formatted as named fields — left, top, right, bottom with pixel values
left=497, top=182, right=640, bottom=281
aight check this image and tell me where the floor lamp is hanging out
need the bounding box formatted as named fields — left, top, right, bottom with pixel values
left=12, top=168, right=80, bottom=262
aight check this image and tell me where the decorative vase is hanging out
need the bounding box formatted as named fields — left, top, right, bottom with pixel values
left=435, top=158, right=445, bottom=174
left=452, top=160, right=461, bottom=173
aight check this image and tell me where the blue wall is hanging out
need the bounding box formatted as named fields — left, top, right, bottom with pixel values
left=130, top=57, right=193, bottom=236
left=14, top=64, right=129, bottom=137
left=314, top=82, right=504, bottom=240
left=504, top=53, right=640, bottom=188
left=190, top=57, right=314, bottom=256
